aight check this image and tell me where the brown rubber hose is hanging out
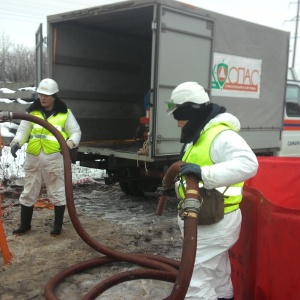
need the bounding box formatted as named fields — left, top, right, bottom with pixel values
left=160, top=168, right=201, bottom=299
left=157, top=161, right=184, bottom=216
left=6, top=112, right=200, bottom=300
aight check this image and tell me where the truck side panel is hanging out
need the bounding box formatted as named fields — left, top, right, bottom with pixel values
left=206, top=11, right=289, bottom=153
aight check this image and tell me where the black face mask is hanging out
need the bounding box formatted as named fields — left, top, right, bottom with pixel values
left=174, top=103, right=226, bottom=145
left=173, top=104, right=206, bottom=121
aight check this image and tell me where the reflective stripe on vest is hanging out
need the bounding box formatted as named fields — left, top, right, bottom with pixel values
left=30, top=134, right=58, bottom=141
left=26, top=110, right=69, bottom=155
left=177, top=181, right=242, bottom=197
left=177, top=124, right=244, bottom=214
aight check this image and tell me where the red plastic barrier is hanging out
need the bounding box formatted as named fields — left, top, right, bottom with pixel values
left=230, top=157, right=300, bottom=300
left=247, top=156, right=300, bottom=209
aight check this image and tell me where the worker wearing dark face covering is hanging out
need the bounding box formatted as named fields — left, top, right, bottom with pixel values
left=165, top=82, right=258, bottom=300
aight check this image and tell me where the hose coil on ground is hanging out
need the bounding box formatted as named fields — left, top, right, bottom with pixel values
left=6, top=112, right=201, bottom=300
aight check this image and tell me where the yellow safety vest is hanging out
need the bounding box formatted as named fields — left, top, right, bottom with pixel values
left=26, top=110, right=70, bottom=155
left=177, top=124, right=244, bottom=214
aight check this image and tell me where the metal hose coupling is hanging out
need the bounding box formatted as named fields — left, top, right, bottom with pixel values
left=0, top=111, right=13, bottom=122
left=182, top=197, right=202, bottom=219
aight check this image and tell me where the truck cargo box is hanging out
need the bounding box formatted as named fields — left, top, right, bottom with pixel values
left=40, top=0, right=290, bottom=193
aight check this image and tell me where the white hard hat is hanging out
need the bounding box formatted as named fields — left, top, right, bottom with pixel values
left=167, top=82, right=210, bottom=115
left=37, top=78, right=59, bottom=95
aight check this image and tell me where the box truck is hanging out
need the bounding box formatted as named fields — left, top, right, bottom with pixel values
left=31, top=0, right=300, bottom=194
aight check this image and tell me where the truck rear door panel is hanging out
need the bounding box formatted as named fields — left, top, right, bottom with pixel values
left=153, top=6, right=214, bottom=157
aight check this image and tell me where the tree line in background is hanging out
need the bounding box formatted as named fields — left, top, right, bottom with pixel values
left=0, top=32, right=47, bottom=84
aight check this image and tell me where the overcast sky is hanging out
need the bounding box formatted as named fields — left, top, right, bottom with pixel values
left=0, top=0, right=298, bottom=66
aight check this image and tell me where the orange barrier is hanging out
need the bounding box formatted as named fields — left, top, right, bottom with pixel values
left=0, top=125, right=14, bottom=265
left=0, top=181, right=51, bottom=267
left=0, top=194, right=14, bottom=265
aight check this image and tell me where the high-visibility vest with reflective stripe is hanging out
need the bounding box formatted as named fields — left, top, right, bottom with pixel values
left=177, top=124, right=244, bottom=214
left=26, top=110, right=69, bottom=155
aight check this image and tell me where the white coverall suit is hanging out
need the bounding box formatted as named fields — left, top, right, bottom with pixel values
left=177, top=113, right=258, bottom=300
left=11, top=110, right=81, bottom=206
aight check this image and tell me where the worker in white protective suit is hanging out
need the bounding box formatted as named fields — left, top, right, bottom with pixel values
left=164, top=82, right=258, bottom=300
left=10, top=78, right=81, bottom=236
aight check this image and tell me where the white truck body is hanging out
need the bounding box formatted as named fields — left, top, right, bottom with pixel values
left=276, top=69, right=300, bottom=156
left=33, top=0, right=299, bottom=194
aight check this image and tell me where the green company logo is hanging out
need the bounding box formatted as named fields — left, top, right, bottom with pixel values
left=212, top=63, right=228, bottom=90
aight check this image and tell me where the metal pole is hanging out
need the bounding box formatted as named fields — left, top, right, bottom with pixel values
left=292, top=0, right=300, bottom=68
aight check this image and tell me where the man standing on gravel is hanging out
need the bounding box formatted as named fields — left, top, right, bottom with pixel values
left=165, top=82, right=258, bottom=300
left=10, top=78, right=81, bottom=236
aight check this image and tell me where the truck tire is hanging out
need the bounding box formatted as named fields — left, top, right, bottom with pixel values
left=119, top=182, right=131, bottom=195
left=119, top=180, right=160, bottom=196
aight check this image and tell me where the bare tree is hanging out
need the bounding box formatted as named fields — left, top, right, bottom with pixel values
left=10, top=44, right=35, bottom=82
left=0, top=32, right=48, bottom=83
left=0, top=32, right=14, bottom=82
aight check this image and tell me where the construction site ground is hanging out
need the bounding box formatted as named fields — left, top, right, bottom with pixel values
left=0, top=181, right=183, bottom=300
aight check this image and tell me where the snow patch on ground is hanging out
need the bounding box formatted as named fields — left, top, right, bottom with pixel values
left=0, top=90, right=105, bottom=186
left=0, top=145, right=105, bottom=187
left=0, top=88, right=15, bottom=94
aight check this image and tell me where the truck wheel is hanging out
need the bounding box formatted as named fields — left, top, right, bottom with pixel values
left=119, top=182, right=131, bottom=195
left=119, top=180, right=160, bottom=196
left=129, top=180, right=160, bottom=196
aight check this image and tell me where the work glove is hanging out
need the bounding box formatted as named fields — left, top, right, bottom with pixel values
left=180, top=163, right=202, bottom=181
left=10, top=142, right=21, bottom=158
left=66, top=140, right=75, bottom=149
left=66, top=140, right=78, bottom=163
left=161, top=179, right=176, bottom=197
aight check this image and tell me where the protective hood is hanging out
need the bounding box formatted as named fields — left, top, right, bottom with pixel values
left=203, top=112, right=241, bottom=133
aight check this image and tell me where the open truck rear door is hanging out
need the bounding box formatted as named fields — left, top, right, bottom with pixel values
left=152, top=6, right=214, bottom=157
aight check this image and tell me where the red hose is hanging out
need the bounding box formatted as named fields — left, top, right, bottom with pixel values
left=6, top=112, right=200, bottom=299
left=160, top=166, right=201, bottom=299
